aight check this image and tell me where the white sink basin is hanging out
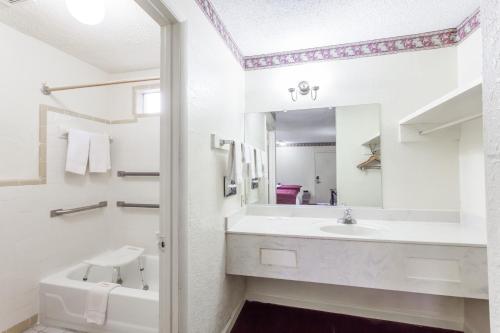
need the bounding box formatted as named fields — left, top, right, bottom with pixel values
left=320, top=224, right=380, bottom=236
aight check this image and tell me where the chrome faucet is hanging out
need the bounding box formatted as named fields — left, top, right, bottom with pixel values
left=338, top=207, right=357, bottom=224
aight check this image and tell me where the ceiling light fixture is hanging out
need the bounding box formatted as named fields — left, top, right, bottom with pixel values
left=66, top=0, right=106, bottom=25
left=288, top=81, right=319, bottom=102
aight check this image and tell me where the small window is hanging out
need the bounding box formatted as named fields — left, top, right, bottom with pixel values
left=135, top=85, right=161, bottom=115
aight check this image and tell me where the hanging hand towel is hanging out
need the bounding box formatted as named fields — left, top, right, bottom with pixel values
left=65, top=129, right=90, bottom=175
left=225, top=142, right=237, bottom=183
left=243, top=144, right=252, bottom=164
left=256, top=149, right=264, bottom=178
left=234, top=143, right=243, bottom=183
left=249, top=147, right=256, bottom=179
left=84, top=281, right=120, bottom=325
left=89, top=133, right=111, bottom=173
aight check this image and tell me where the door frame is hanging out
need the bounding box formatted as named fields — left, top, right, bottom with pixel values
left=313, top=150, right=337, bottom=204
left=134, top=1, right=185, bottom=332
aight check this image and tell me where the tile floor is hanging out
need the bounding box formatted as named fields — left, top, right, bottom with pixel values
left=23, top=325, right=84, bottom=333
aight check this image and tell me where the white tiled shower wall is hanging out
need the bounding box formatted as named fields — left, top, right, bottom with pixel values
left=0, top=113, right=112, bottom=330
left=0, top=21, right=160, bottom=331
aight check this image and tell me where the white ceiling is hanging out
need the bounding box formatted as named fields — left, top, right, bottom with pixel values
left=276, top=108, right=336, bottom=143
left=0, top=0, right=160, bottom=73
left=210, top=0, right=480, bottom=56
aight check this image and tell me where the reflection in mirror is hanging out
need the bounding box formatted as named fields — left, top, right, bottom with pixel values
left=245, top=104, right=382, bottom=207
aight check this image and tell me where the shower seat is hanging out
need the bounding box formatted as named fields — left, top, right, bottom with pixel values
left=82, top=245, right=149, bottom=290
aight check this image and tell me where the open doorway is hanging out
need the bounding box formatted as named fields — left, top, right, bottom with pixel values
left=0, top=0, right=181, bottom=332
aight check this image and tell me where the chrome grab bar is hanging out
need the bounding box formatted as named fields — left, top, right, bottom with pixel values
left=117, top=171, right=160, bottom=177
left=116, top=201, right=160, bottom=209
left=50, top=201, right=108, bottom=217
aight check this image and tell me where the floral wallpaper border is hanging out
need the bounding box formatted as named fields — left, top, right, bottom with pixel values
left=194, top=0, right=480, bottom=70
left=194, top=0, right=245, bottom=67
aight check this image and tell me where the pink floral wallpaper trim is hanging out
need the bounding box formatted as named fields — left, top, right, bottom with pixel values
left=244, top=29, right=457, bottom=70
left=456, top=8, right=481, bottom=43
left=194, top=0, right=480, bottom=70
left=194, top=0, right=245, bottom=67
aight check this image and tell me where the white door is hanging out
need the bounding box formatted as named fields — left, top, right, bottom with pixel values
left=314, top=151, right=336, bottom=204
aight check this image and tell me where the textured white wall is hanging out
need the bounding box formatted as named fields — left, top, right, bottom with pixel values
left=457, top=29, right=483, bottom=88
left=0, top=22, right=110, bottom=180
left=481, top=1, right=500, bottom=331
left=164, top=1, right=247, bottom=332
left=336, top=104, right=382, bottom=207
left=246, top=44, right=460, bottom=209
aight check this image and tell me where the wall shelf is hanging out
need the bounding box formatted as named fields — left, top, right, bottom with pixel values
left=362, top=133, right=380, bottom=147
left=399, top=78, right=482, bottom=142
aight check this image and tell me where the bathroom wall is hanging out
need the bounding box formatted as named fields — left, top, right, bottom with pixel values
left=275, top=145, right=336, bottom=203
left=108, top=116, right=160, bottom=254
left=0, top=20, right=161, bottom=331
left=455, top=30, right=486, bottom=228
left=0, top=22, right=114, bottom=331
left=106, top=69, right=160, bottom=255
left=245, top=40, right=460, bottom=210
left=336, top=104, right=382, bottom=207
left=457, top=29, right=483, bottom=87
left=165, top=1, right=247, bottom=332
left=0, top=22, right=110, bottom=181
left=105, top=68, right=160, bottom=121
left=481, top=1, right=500, bottom=331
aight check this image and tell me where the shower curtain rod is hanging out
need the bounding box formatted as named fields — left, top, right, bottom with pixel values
left=41, top=77, right=160, bottom=95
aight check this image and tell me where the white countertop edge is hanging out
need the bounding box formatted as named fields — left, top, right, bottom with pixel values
left=226, top=230, right=487, bottom=248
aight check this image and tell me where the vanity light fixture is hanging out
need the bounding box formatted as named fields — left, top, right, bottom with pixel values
left=288, top=81, right=319, bottom=102
left=66, top=0, right=106, bottom=25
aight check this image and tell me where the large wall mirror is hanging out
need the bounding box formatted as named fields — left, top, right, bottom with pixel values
left=244, top=104, right=382, bottom=207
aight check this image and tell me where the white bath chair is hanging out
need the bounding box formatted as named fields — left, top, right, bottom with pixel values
left=82, top=245, right=149, bottom=290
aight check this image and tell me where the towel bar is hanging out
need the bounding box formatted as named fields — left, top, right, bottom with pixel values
left=50, top=201, right=107, bottom=217
left=60, top=130, right=113, bottom=142
left=117, top=201, right=160, bottom=208
left=117, top=171, right=160, bottom=177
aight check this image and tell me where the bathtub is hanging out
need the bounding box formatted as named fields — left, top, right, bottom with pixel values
left=39, top=254, right=159, bottom=333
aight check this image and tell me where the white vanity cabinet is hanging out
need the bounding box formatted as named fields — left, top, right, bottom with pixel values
left=226, top=217, right=488, bottom=299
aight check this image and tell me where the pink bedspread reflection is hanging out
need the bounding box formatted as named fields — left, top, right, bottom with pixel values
left=276, top=185, right=302, bottom=205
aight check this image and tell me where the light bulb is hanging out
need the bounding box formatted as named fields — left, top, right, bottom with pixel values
left=66, top=0, right=106, bottom=25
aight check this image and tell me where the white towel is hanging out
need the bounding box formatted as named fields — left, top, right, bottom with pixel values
left=225, top=142, right=242, bottom=184
left=235, top=143, right=243, bottom=183
left=84, top=281, right=120, bottom=325
left=256, top=149, right=264, bottom=178
left=249, top=147, right=256, bottom=179
left=243, top=144, right=253, bottom=164
left=65, top=129, right=90, bottom=175
left=89, top=133, right=111, bottom=173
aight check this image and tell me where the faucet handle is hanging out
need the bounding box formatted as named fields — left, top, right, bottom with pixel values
left=344, top=207, right=352, bottom=216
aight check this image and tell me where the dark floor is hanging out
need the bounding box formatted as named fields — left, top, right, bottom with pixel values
left=231, top=302, right=462, bottom=333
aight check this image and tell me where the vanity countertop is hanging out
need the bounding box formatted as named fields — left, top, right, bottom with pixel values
left=227, top=215, right=487, bottom=247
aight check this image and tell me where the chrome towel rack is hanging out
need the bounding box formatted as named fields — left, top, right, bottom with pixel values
left=50, top=201, right=108, bottom=217
left=117, top=171, right=160, bottom=177
left=117, top=201, right=160, bottom=209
